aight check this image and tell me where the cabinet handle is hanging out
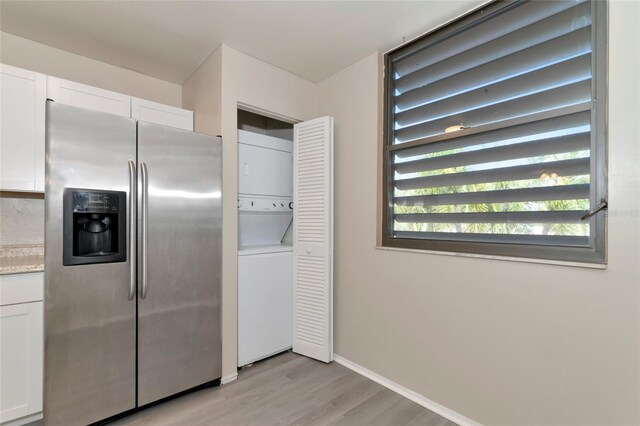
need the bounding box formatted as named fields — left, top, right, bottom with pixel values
left=141, top=162, right=149, bottom=300
left=127, top=160, right=136, bottom=301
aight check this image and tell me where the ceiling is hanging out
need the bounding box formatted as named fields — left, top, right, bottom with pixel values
left=0, top=1, right=484, bottom=84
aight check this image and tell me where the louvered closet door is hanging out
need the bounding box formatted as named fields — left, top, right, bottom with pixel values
left=293, top=116, right=334, bottom=363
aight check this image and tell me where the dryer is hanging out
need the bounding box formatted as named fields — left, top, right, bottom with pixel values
left=237, top=130, right=294, bottom=366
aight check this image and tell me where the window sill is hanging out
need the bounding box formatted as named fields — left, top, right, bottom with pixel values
left=375, top=245, right=607, bottom=270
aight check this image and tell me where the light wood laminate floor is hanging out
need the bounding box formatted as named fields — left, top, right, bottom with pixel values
left=111, top=351, right=456, bottom=426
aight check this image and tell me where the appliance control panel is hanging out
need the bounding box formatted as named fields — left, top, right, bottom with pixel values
left=238, top=197, right=293, bottom=212
left=71, top=190, right=120, bottom=213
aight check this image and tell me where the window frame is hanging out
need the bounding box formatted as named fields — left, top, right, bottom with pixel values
left=381, top=0, right=608, bottom=264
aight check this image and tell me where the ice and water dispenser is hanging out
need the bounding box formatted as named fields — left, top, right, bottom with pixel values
left=63, top=188, right=127, bottom=266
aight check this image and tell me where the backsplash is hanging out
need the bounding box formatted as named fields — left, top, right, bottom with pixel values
left=0, top=197, right=45, bottom=245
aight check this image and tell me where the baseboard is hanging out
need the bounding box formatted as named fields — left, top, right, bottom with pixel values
left=1, top=412, right=43, bottom=426
left=333, top=354, right=480, bottom=426
left=220, top=372, right=238, bottom=385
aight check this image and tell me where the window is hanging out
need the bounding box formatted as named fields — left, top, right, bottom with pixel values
left=382, top=0, right=607, bottom=264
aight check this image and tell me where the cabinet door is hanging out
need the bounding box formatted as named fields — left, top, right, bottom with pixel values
left=47, top=76, right=130, bottom=117
left=131, top=97, right=193, bottom=131
left=0, top=272, right=44, bottom=307
left=292, top=116, right=334, bottom=363
left=0, top=64, right=46, bottom=191
left=0, top=302, right=43, bottom=422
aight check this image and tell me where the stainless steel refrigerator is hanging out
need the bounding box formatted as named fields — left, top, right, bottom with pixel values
left=44, top=101, right=222, bottom=425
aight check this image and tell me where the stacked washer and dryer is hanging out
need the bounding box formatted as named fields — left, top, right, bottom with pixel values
left=237, top=128, right=294, bottom=367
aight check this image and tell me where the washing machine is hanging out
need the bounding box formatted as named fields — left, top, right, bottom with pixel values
left=237, top=129, right=294, bottom=367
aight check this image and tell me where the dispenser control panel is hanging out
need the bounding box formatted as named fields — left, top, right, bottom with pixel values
left=71, top=191, right=120, bottom=213
left=237, top=197, right=293, bottom=212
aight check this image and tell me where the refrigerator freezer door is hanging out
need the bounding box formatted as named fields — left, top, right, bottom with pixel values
left=44, top=102, right=137, bottom=426
left=137, top=122, right=222, bottom=406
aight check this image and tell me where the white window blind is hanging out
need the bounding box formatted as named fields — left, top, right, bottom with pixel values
left=383, top=0, right=607, bottom=263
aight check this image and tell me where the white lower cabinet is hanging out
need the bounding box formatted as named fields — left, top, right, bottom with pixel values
left=0, top=273, right=43, bottom=425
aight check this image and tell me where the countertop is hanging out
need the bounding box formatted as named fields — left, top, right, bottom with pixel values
left=0, top=244, right=44, bottom=275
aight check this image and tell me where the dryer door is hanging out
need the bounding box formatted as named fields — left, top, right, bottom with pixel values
left=238, top=141, right=292, bottom=197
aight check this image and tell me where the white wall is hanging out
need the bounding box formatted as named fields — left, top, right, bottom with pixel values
left=183, top=44, right=317, bottom=379
left=0, top=32, right=182, bottom=107
left=183, top=46, right=222, bottom=137
left=316, top=1, right=640, bottom=424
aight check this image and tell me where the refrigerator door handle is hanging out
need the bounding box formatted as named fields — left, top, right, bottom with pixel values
left=141, top=161, right=149, bottom=299
left=128, top=160, right=136, bottom=301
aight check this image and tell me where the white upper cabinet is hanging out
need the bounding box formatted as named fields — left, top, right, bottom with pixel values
left=47, top=76, right=131, bottom=117
left=131, top=97, right=193, bottom=131
left=0, top=64, right=46, bottom=191
left=1, top=65, right=193, bottom=193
